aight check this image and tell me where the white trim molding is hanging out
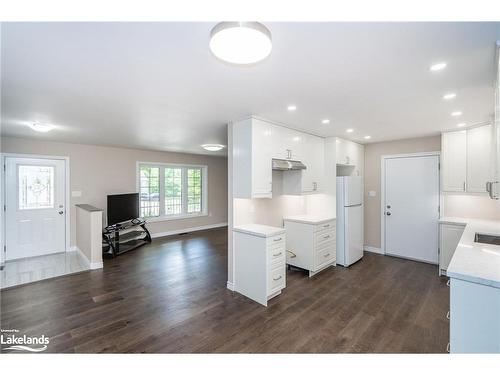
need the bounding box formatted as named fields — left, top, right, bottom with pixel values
left=226, top=281, right=235, bottom=291
left=363, top=245, right=384, bottom=255
left=69, top=245, right=103, bottom=270
left=150, top=222, right=228, bottom=239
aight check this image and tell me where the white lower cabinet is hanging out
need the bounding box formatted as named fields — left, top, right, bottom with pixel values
left=284, top=218, right=336, bottom=277
left=233, top=225, right=286, bottom=306
left=450, top=278, right=500, bottom=353
left=439, top=223, right=466, bottom=275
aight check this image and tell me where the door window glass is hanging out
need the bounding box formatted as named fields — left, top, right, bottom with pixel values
left=18, top=165, right=55, bottom=209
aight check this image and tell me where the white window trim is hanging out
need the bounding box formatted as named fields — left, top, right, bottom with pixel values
left=136, top=161, right=208, bottom=222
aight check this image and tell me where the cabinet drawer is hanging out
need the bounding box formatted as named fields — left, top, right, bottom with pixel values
left=268, top=264, right=285, bottom=294
left=315, top=229, right=336, bottom=246
left=266, top=234, right=285, bottom=247
left=268, top=244, right=286, bottom=265
left=315, top=221, right=335, bottom=233
left=315, top=245, right=335, bottom=269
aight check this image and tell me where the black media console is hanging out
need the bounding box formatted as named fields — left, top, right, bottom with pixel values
left=102, top=219, right=152, bottom=258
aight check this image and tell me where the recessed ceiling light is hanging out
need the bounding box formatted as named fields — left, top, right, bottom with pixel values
left=451, top=111, right=463, bottom=117
left=29, top=122, right=55, bottom=132
left=321, top=119, right=330, bottom=124
left=364, top=135, right=371, bottom=140
left=457, top=123, right=466, bottom=128
left=209, top=22, right=272, bottom=65
left=430, top=62, right=447, bottom=71
left=443, top=93, right=456, bottom=100
left=287, top=105, right=297, bottom=111
left=201, top=144, right=225, bottom=152
left=346, top=129, right=354, bottom=133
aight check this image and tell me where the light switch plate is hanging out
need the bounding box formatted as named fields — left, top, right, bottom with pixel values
left=71, top=191, right=82, bottom=198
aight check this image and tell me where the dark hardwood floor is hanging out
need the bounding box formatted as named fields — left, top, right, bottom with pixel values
left=0, top=228, right=450, bottom=353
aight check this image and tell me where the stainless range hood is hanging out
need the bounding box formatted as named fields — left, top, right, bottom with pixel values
left=272, top=158, right=307, bottom=171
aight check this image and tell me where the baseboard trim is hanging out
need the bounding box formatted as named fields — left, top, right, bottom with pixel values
left=151, top=222, right=228, bottom=239
left=226, top=281, right=235, bottom=291
left=364, top=246, right=384, bottom=255
left=69, top=246, right=103, bottom=270
left=90, top=261, right=104, bottom=270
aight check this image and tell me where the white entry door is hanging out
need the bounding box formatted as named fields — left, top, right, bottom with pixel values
left=384, top=154, right=440, bottom=264
left=5, top=157, right=66, bottom=260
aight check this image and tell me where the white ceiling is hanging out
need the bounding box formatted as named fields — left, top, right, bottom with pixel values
left=1, top=22, right=499, bottom=155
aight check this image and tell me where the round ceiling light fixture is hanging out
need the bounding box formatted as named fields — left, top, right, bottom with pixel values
left=29, top=122, right=55, bottom=132
left=202, top=144, right=225, bottom=152
left=209, top=22, right=272, bottom=65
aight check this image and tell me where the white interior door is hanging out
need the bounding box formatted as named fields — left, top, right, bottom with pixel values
left=384, top=154, right=439, bottom=264
left=5, top=157, right=66, bottom=260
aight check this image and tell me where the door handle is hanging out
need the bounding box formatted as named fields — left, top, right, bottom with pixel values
left=58, top=211, right=64, bottom=215
left=386, top=212, right=391, bottom=216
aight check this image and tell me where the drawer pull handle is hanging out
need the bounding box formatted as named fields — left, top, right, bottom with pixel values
left=323, top=235, right=330, bottom=239
left=273, top=276, right=282, bottom=281
left=273, top=252, right=282, bottom=257
left=446, top=279, right=450, bottom=287
left=287, top=250, right=297, bottom=258
left=323, top=224, right=330, bottom=228
left=324, top=253, right=330, bottom=257
left=273, top=237, right=282, bottom=242
left=446, top=311, right=450, bottom=320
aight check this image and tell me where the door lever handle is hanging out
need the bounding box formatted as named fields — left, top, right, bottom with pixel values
left=386, top=212, right=391, bottom=216
left=58, top=211, right=64, bottom=215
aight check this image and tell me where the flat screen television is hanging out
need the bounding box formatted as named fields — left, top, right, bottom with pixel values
left=107, top=193, right=139, bottom=226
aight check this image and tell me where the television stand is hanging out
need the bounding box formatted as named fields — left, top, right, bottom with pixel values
left=102, top=219, right=152, bottom=258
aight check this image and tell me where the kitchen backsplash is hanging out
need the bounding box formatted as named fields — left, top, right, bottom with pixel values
left=443, top=194, right=500, bottom=220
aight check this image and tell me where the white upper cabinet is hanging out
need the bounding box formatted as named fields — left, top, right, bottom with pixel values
left=295, top=134, right=324, bottom=193
left=442, top=124, right=493, bottom=194
left=336, top=137, right=364, bottom=176
left=442, top=130, right=467, bottom=192
left=466, top=124, right=492, bottom=193
left=232, top=118, right=273, bottom=199
left=232, top=117, right=325, bottom=198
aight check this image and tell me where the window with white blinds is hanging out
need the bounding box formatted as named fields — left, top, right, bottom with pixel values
left=138, top=163, right=207, bottom=220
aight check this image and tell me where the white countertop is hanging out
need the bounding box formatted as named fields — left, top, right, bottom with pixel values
left=282, top=214, right=336, bottom=225
left=441, top=217, right=500, bottom=289
left=233, top=224, right=286, bottom=238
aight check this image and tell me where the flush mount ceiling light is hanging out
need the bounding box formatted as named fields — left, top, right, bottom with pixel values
left=321, top=119, right=330, bottom=124
left=364, top=135, right=371, bottom=139
left=346, top=129, right=354, bottom=133
left=29, top=122, right=55, bottom=132
left=287, top=105, right=297, bottom=111
left=451, top=111, right=463, bottom=117
left=201, top=144, right=225, bottom=152
left=430, top=62, right=447, bottom=71
left=209, top=22, right=272, bottom=65
left=443, top=93, right=456, bottom=100
left=457, top=123, right=466, bottom=128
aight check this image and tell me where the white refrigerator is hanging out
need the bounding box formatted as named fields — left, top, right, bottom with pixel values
left=336, top=176, right=364, bottom=267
